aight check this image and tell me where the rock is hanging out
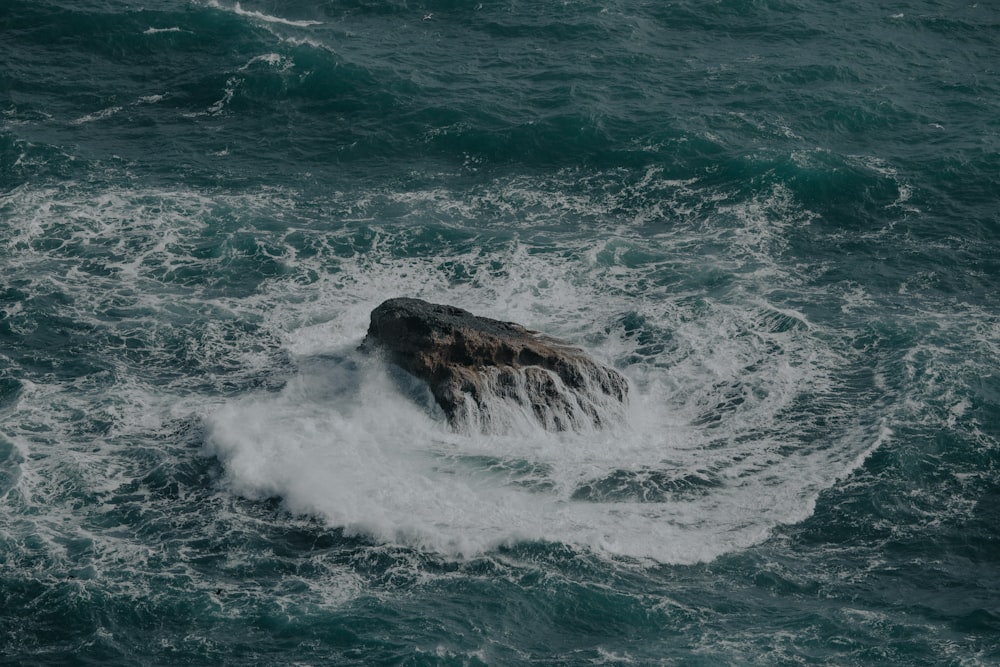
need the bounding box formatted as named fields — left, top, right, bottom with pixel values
left=360, top=297, right=628, bottom=432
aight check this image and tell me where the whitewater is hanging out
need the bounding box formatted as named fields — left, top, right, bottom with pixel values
left=2, top=0, right=998, bottom=664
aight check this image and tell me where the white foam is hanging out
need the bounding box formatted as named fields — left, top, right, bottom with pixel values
left=206, top=1, right=322, bottom=27
left=205, top=359, right=871, bottom=562
left=0, top=181, right=895, bottom=565
left=857, top=155, right=920, bottom=213
left=207, top=77, right=240, bottom=115
left=199, top=224, right=878, bottom=563
left=71, top=106, right=123, bottom=125
left=239, top=53, right=292, bottom=71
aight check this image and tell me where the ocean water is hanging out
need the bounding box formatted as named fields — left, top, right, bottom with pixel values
left=1, top=0, right=998, bottom=664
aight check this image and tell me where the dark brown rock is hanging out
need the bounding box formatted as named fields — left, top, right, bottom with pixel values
left=360, top=297, right=628, bottom=432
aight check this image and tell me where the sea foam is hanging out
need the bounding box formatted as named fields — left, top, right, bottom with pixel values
left=206, top=1, right=322, bottom=28
left=199, top=202, right=881, bottom=562
left=1, top=181, right=889, bottom=564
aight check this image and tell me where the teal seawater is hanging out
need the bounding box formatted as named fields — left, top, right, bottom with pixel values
left=2, top=0, right=999, bottom=664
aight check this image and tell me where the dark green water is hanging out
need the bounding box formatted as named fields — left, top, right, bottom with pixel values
left=2, top=1, right=999, bottom=664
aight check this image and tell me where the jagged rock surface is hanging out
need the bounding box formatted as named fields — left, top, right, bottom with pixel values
left=360, top=297, right=628, bottom=432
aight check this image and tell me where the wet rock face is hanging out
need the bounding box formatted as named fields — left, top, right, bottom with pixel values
left=360, top=298, right=628, bottom=432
